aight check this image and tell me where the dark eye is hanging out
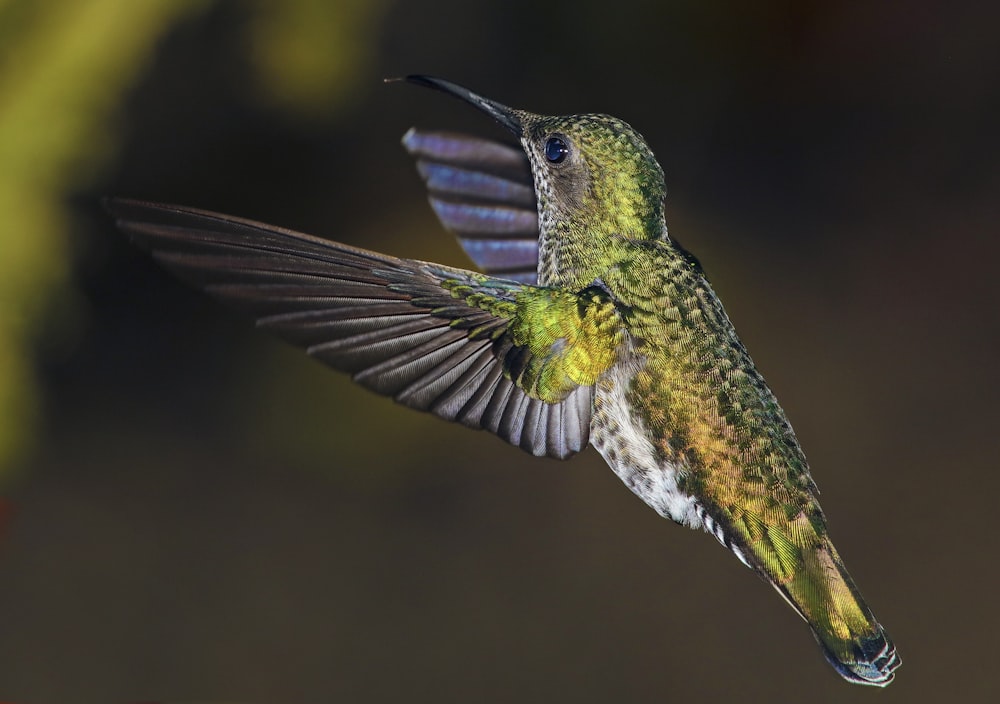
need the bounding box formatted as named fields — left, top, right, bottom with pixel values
left=544, top=136, right=569, bottom=163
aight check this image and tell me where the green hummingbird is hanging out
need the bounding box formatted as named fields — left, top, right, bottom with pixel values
left=107, top=76, right=899, bottom=686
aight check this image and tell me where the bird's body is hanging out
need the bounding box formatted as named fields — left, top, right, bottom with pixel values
left=107, top=76, right=899, bottom=686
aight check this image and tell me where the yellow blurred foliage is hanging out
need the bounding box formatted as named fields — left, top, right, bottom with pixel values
left=0, top=0, right=391, bottom=486
left=246, top=0, right=388, bottom=119
left=0, top=0, right=209, bottom=484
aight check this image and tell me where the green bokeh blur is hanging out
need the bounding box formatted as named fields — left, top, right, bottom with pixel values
left=1, top=0, right=998, bottom=701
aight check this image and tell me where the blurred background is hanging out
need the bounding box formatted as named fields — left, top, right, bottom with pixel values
left=0, top=0, right=997, bottom=701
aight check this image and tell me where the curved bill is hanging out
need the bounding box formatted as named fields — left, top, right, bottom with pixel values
left=401, top=75, right=524, bottom=137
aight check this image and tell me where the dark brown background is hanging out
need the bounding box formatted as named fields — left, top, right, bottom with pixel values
left=1, top=1, right=997, bottom=701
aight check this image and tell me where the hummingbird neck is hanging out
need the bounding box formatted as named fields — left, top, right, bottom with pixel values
left=535, top=195, right=667, bottom=288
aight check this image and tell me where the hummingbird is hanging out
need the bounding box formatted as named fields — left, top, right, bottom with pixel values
left=106, top=76, right=899, bottom=686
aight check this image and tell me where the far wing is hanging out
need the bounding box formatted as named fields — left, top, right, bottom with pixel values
left=402, top=129, right=540, bottom=284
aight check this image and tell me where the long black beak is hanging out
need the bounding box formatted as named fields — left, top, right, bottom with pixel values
left=397, top=75, right=524, bottom=137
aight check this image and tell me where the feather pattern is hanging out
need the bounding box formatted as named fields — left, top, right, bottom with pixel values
left=106, top=198, right=602, bottom=459
left=402, top=129, right=540, bottom=283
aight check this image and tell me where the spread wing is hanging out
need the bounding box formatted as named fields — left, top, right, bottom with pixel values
left=107, top=199, right=623, bottom=459
left=402, top=129, right=540, bottom=284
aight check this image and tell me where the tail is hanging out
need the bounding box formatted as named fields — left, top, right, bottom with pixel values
left=775, top=537, right=900, bottom=686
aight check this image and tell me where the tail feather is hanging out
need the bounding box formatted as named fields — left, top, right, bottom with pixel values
left=815, top=623, right=900, bottom=687
left=777, top=537, right=900, bottom=686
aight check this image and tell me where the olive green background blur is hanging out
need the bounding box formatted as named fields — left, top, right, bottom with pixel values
left=1, top=0, right=997, bottom=701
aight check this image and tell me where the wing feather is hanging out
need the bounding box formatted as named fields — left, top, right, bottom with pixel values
left=403, top=129, right=540, bottom=283
left=107, top=198, right=618, bottom=459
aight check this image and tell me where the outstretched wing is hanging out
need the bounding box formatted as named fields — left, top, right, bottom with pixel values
left=402, top=129, right=540, bottom=284
left=107, top=199, right=623, bottom=459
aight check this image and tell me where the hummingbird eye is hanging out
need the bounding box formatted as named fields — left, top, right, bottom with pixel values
left=544, top=136, right=569, bottom=164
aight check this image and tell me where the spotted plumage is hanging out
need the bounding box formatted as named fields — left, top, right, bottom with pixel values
left=107, top=76, right=899, bottom=686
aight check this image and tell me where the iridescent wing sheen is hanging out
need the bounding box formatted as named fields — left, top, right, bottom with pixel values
left=107, top=199, right=621, bottom=459
left=402, top=129, right=540, bottom=284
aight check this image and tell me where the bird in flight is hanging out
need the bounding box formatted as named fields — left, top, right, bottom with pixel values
left=107, top=76, right=899, bottom=686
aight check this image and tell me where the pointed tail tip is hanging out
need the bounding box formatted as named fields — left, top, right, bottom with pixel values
left=819, top=627, right=901, bottom=687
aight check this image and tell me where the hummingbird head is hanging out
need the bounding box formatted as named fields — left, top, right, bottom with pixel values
left=514, top=112, right=667, bottom=241
left=402, top=76, right=667, bottom=284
